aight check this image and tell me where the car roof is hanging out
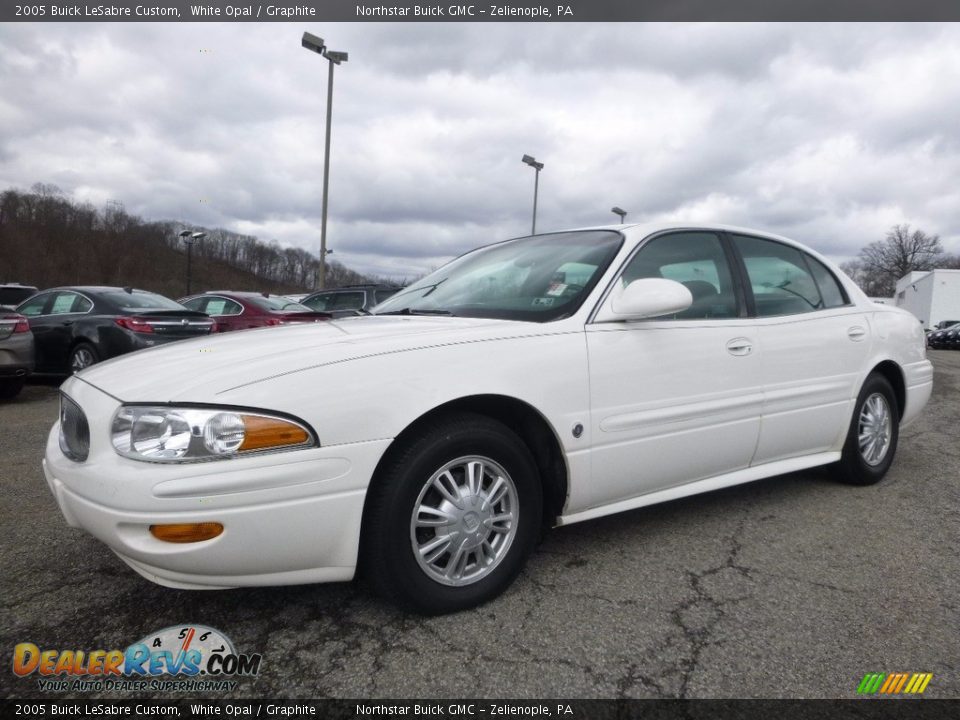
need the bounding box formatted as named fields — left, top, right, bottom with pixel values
left=201, top=291, right=281, bottom=297
left=37, top=286, right=155, bottom=294
left=561, top=221, right=808, bottom=246
left=306, top=284, right=400, bottom=293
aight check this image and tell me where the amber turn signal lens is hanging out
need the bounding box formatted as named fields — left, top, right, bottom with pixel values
left=150, top=522, right=224, bottom=543
left=238, top=415, right=310, bottom=452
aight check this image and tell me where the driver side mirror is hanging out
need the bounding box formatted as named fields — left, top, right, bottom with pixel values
left=594, top=278, right=693, bottom=322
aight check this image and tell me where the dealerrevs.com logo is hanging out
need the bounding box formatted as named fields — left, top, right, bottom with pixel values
left=12, top=625, right=261, bottom=692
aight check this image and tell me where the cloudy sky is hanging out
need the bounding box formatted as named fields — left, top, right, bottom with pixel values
left=2, top=22, right=959, bottom=279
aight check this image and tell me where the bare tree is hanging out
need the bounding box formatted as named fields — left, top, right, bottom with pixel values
left=839, top=259, right=888, bottom=298
left=853, top=224, right=944, bottom=297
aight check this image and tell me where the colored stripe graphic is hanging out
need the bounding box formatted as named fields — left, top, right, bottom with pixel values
left=857, top=672, right=932, bottom=695
left=857, top=673, right=885, bottom=694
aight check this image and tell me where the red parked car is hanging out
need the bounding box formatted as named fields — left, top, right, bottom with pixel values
left=178, top=291, right=331, bottom=332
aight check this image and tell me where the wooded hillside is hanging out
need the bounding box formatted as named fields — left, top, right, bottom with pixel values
left=0, top=184, right=391, bottom=298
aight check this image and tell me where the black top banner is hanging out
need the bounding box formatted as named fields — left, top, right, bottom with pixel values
left=5, top=0, right=960, bottom=22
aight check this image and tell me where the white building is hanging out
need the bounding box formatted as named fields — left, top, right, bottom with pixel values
left=895, top=269, right=960, bottom=329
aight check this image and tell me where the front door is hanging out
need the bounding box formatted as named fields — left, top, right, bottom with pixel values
left=576, top=231, right=763, bottom=515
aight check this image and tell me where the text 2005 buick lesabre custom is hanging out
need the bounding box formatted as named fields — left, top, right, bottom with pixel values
left=44, top=223, right=933, bottom=613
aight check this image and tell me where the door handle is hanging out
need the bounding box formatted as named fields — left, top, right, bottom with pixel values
left=726, top=338, right=753, bottom=356
left=61, top=321, right=74, bottom=327
left=847, top=326, right=867, bottom=341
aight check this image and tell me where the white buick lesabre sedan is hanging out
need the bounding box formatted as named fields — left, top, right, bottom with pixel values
left=45, top=224, right=933, bottom=613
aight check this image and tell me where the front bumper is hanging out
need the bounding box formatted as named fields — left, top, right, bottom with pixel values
left=901, top=359, right=934, bottom=429
left=43, top=377, right=391, bottom=589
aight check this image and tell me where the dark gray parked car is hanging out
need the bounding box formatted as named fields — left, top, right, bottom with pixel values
left=301, top=284, right=401, bottom=316
left=0, top=313, right=34, bottom=399
left=928, top=322, right=959, bottom=349
left=0, top=283, right=38, bottom=311
left=16, top=286, right=214, bottom=374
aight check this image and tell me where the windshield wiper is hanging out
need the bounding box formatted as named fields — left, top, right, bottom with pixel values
left=384, top=278, right=448, bottom=303
left=377, top=308, right=455, bottom=316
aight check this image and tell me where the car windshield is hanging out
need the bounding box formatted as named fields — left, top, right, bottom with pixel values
left=248, top=296, right=312, bottom=312
left=373, top=230, right=623, bottom=322
left=101, top=290, right=186, bottom=312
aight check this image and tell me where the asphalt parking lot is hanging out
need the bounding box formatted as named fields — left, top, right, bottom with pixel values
left=2, top=353, right=958, bottom=700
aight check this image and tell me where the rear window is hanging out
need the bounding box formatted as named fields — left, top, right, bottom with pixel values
left=806, top=256, right=848, bottom=308
left=0, top=286, right=38, bottom=305
left=101, top=290, right=185, bottom=312
left=248, top=296, right=311, bottom=312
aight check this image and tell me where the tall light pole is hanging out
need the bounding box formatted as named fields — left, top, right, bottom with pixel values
left=180, top=231, right=206, bottom=295
left=521, top=154, right=544, bottom=235
left=302, top=31, right=348, bottom=290
left=178, top=230, right=192, bottom=295
left=611, top=206, right=627, bottom=224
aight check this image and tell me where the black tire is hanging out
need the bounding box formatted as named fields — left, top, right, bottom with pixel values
left=69, top=342, right=99, bottom=373
left=832, top=373, right=899, bottom=486
left=0, top=377, right=25, bottom=399
left=361, top=412, right=542, bottom=614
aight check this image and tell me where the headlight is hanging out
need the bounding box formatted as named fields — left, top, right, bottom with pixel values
left=111, top=406, right=315, bottom=463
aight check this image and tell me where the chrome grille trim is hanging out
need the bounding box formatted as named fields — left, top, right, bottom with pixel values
left=59, top=393, right=90, bottom=462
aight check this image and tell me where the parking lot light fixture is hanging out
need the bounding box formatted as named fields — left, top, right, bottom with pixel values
left=611, top=206, right=627, bottom=224
left=521, top=154, right=544, bottom=235
left=302, top=32, right=348, bottom=290
left=301, top=32, right=325, bottom=55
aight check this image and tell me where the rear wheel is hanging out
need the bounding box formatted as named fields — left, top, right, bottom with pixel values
left=832, top=373, right=899, bottom=486
left=69, top=343, right=99, bottom=373
left=362, top=412, right=542, bottom=614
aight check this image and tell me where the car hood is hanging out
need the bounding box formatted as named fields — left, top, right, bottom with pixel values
left=75, top=315, right=554, bottom=402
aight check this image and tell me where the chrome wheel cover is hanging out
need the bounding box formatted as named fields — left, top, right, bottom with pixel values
left=410, top=455, right=518, bottom=587
left=858, top=392, right=892, bottom=467
left=71, top=347, right=95, bottom=372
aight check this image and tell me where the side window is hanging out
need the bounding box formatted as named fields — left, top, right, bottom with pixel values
left=73, top=295, right=93, bottom=313
left=203, top=298, right=242, bottom=316
left=17, top=294, right=50, bottom=317
left=732, top=235, right=823, bottom=317
left=619, top=232, right=739, bottom=320
left=303, top=293, right=333, bottom=311
left=374, top=289, right=398, bottom=304
left=806, top=256, right=848, bottom=308
left=332, top=292, right=365, bottom=311
left=180, top=297, right=206, bottom=312
left=50, top=292, right=84, bottom=315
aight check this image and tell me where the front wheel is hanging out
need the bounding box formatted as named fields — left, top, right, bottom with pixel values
left=361, top=412, right=542, bottom=614
left=832, top=373, right=899, bottom=486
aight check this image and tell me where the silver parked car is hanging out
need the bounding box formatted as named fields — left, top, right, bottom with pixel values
left=0, top=313, right=34, bottom=399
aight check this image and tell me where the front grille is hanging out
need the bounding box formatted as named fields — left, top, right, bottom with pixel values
left=59, top=393, right=90, bottom=462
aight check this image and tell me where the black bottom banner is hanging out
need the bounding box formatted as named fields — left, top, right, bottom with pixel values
left=3, top=699, right=957, bottom=720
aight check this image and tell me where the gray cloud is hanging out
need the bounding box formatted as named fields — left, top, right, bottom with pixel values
left=1, top=22, right=959, bottom=282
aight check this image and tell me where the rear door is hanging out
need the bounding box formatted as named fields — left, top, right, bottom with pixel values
left=728, top=233, right=871, bottom=464
left=16, top=293, right=55, bottom=371
left=20, top=291, right=92, bottom=372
